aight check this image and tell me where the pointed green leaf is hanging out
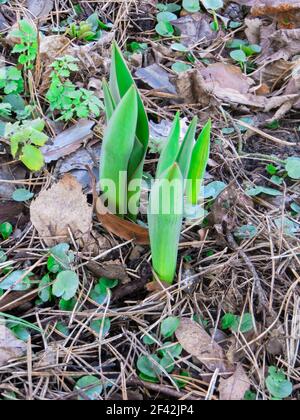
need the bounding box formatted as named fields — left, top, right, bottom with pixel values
left=156, top=112, right=180, bottom=178
left=100, top=86, right=138, bottom=213
left=148, top=164, right=184, bottom=284
left=110, top=42, right=149, bottom=149
left=176, top=116, right=198, bottom=180
left=187, top=119, right=211, bottom=205
left=102, top=78, right=116, bottom=121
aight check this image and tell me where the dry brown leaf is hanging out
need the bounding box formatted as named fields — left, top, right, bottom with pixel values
left=26, top=0, right=54, bottom=18
left=175, top=68, right=211, bottom=105
left=202, top=63, right=254, bottom=93
left=245, top=18, right=262, bottom=44
left=260, top=28, right=300, bottom=63
left=41, top=120, right=95, bottom=163
left=252, top=0, right=300, bottom=28
left=30, top=174, right=93, bottom=246
left=136, top=64, right=177, bottom=94
left=208, top=184, right=254, bottom=235
left=39, top=35, right=70, bottom=65
left=176, top=61, right=299, bottom=116
left=175, top=64, right=268, bottom=108
left=86, top=260, right=130, bottom=283
left=0, top=201, right=25, bottom=225
left=219, top=364, right=250, bottom=400
left=96, top=198, right=149, bottom=245
left=175, top=318, right=233, bottom=373
left=0, top=291, right=37, bottom=312
left=0, top=324, right=27, bottom=367
left=172, top=13, right=219, bottom=47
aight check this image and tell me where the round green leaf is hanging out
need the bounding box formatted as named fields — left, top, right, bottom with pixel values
left=59, top=298, right=76, bottom=311
left=0, top=222, right=13, bottom=240
left=201, top=0, right=223, bottom=10
left=0, top=270, right=31, bottom=291
left=171, top=62, right=192, bottom=73
left=143, top=334, right=157, bottom=345
left=90, top=318, right=111, bottom=336
left=137, top=355, right=161, bottom=379
left=157, top=11, right=177, bottom=22
left=155, top=21, right=174, bottom=37
left=20, top=144, right=44, bottom=171
left=161, top=316, right=180, bottom=338
left=266, top=369, right=293, bottom=399
left=231, top=313, right=254, bottom=333
left=52, top=270, right=79, bottom=301
left=38, top=274, right=52, bottom=303
left=183, top=0, right=201, bottom=13
left=171, top=43, right=189, bottom=52
left=286, top=157, right=300, bottom=179
left=75, top=376, right=103, bottom=400
left=230, top=49, right=247, bottom=63
left=12, top=188, right=34, bottom=202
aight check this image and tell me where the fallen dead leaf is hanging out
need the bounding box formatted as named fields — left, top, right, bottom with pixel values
left=208, top=184, right=254, bottom=232
left=55, top=145, right=100, bottom=193
left=0, top=323, right=27, bottom=367
left=175, top=61, right=298, bottom=115
left=136, top=64, right=176, bottom=94
left=252, top=0, right=300, bottom=28
left=175, top=318, right=233, bottom=373
left=245, top=18, right=262, bottom=45
left=260, top=27, right=300, bottom=62
left=0, top=291, right=37, bottom=312
left=96, top=198, right=149, bottom=245
left=30, top=174, right=93, bottom=246
left=0, top=11, right=9, bottom=31
left=0, top=159, right=26, bottom=199
left=219, top=364, right=250, bottom=400
left=0, top=201, right=25, bottom=225
left=172, top=13, right=220, bottom=47
left=26, top=0, right=54, bottom=18
left=41, top=120, right=95, bottom=163
left=86, top=260, right=130, bottom=284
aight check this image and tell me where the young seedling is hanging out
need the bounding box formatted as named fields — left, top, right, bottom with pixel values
left=0, top=66, right=24, bottom=95
left=100, top=42, right=149, bottom=219
left=11, top=19, right=38, bottom=70
left=5, top=118, right=48, bottom=171
left=148, top=115, right=211, bottom=284
left=46, top=56, right=103, bottom=121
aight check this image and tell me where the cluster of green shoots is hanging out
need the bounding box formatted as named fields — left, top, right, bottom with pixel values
left=100, top=43, right=211, bottom=284
left=66, top=12, right=112, bottom=42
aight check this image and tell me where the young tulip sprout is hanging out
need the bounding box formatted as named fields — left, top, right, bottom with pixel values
left=148, top=116, right=212, bottom=284
left=100, top=42, right=149, bottom=219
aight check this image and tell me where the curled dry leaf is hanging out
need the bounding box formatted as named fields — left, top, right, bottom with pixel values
left=0, top=324, right=27, bottom=367
left=219, top=364, right=250, bottom=401
left=175, top=63, right=268, bottom=109
left=96, top=198, right=149, bottom=245
left=30, top=174, right=93, bottom=246
left=175, top=58, right=300, bottom=112
left=175, top=318, right=233, bottom=373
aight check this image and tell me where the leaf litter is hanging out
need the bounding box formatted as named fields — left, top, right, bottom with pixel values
left=0, top=0, right=299, bottom=401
